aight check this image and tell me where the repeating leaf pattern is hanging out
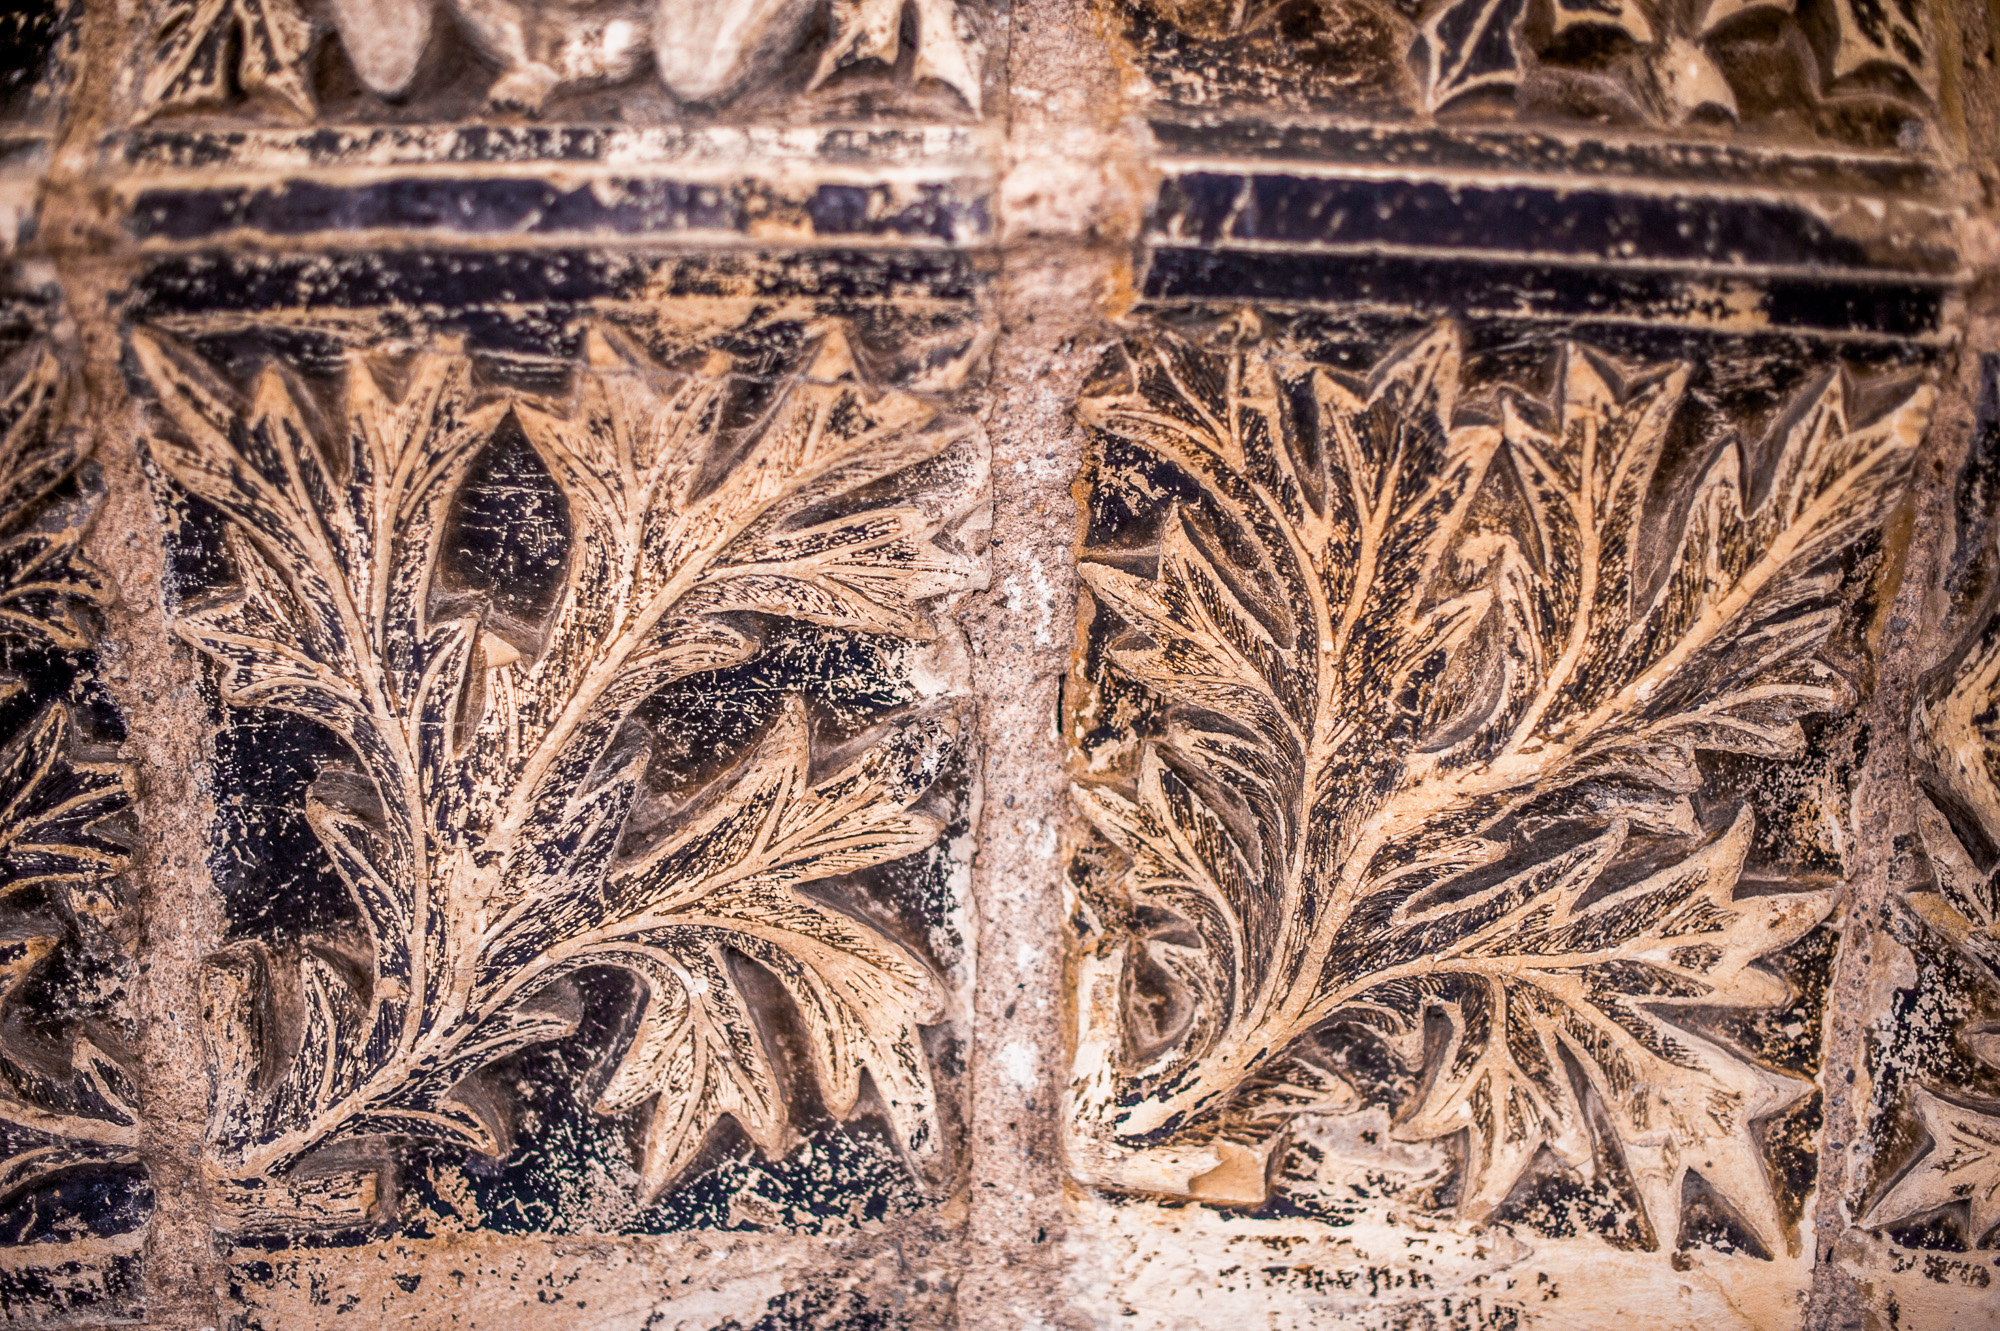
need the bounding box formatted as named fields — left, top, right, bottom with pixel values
left=1413, top=0, right=1935, bottom=121
left=0, top=346, right=141, bottom=1201
left=135, top=326, right=982, bottom=1214
left=138, top=0, right=985, bottom=116
left=1069, top=319, right=1930, bottom=1249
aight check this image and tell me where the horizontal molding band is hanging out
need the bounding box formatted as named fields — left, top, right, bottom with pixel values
left=132, top=245, right=988, bottom=320
left=124, top=176, right=992, bottom=246
left=1140, top=246, right=1955, bottom=340
left=111, top=124, right=990, bottom=172
left=1146, top=118, right=1946, bottom=196
left=1149, top=171, right=1957, bottom=275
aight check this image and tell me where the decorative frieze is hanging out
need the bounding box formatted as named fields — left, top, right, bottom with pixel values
left=1111, top=0, right=1935, bottom=143
left=0, top=0, right=1984, bottom=1320
left=133, top=0, right=987, bottom=121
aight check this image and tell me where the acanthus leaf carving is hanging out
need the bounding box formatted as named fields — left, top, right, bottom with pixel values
left=1068, top=319, right=1930, bottom=1249
left=1384, top=810, right=1827, bottom=1243
left=139, top=0, right=985, bottom=117
left=136, top=324, right=983, bottom=1219
left=1412, top=0, right=1935, bottom=123
left=1862, top=1087, right=2000, bottom=1240
left=0, top=345, right=141, bottom=1199
left=142, top=0, right=315, bottom=119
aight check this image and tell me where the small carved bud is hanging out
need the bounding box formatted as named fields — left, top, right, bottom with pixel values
left=328, top=0, right=438, bottom=97
left=652, top=0, right=816, bottom=103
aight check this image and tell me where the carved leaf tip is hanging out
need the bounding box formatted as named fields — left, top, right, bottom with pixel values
left=1862, top=1088, right=2000, bottom=1239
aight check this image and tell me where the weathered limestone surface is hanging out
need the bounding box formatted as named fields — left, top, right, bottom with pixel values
left=0, top=0, right=1992, bottom=1325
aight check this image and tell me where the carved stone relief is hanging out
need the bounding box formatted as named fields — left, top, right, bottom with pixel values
left=71, top=0, right=1004, bottom=1289
left=116, top=270, right=990, bottom=1317
left=1108, top=0, right=1935, bottom=143
left=1059, top=0, right=1970, bottom=1301
left=1068, top=314, right=1924, bottom=1210
left=129, top=0, right=987, bottom=121
left=1062, top=306, right=1933, bottom=1322
left=0, top=295, right=148, bottom=1324
left=1834, top=359, right=2000, bottom=1317
left=0, top=0, right=1994, bottom=1319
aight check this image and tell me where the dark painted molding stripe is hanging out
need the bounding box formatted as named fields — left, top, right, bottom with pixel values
left=132, top=245, right=986, bottom=331
left=1141, top=246, right=1955, bottom=340
left=125, top=176, right=992, bottom=246
left=1149, top=172, right=1957, bottom=276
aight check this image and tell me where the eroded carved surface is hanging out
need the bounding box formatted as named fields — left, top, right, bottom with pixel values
left=0, top=313, right=149, bottom=1321
left=1066, top=314, right=1929, bottom=1268
left=133, top=315, right=988, bottom=1236
left=1108, top=0, right=1935, bottom=144
left=1861, top=359, right=2000, bottom=1257
left=133, top=0, right=986, bottom=121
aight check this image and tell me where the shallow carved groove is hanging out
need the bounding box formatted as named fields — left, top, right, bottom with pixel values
left=1065, top=316, right=1931, bottom=1253
left=133, top=324, right=987, bottom=1225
